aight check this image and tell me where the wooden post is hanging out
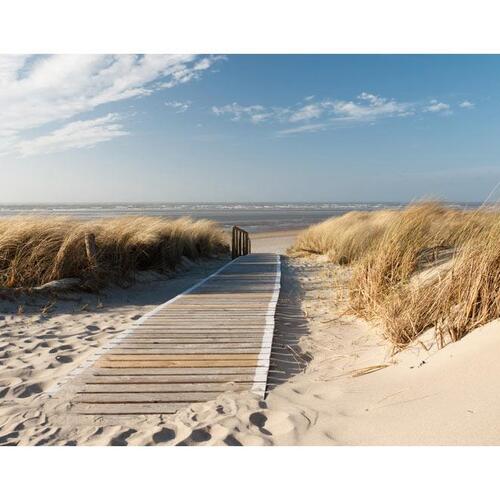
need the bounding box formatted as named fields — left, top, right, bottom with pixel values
left=231, top=226, right=236, bottom=259
left=84, top=233, right=97, bottom=270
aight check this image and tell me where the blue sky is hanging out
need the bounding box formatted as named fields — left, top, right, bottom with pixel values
left=1, top=54, right=499, bottom=203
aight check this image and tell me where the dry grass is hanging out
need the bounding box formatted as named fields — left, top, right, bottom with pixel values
left=0, top=216, right=229, bottom=289
left=293, top=201, right=500, bottom=349
left=289, top=209, right=397, bottom=264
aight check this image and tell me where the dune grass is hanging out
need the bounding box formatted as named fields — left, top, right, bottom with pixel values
left=290, top=209, right=398, bottom=264
left=0, top=216, right=229, bottom=290
left=291, top=202, right=500, bottom=349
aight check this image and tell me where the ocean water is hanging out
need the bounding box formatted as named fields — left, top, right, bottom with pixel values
left=0, top=202, right=481, bottom=233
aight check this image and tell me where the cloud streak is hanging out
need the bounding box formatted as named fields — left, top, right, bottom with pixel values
left=212, top=93, right=414, bottom=135
left=424, top=100, right=451, bottom=113
left=212, top=93, right=473, bottom=135
left=165, top=100, right=192, bottom=113
left=11, top=114, right=129, bottom=158
left=0, top=54, right=222, bottom=157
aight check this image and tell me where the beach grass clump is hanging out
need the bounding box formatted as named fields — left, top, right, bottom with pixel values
left=432, top=219, right=500, bottom=344
left=292, top=200, right=500, bottom=349
left=0, top=216, right=229, bottom=289
left=289, top=209, right=397, bottom=264
left=348, top=202, right=500, bottom=348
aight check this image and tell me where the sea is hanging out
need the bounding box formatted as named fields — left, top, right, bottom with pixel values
left=0, top=202, right=482, bottom=233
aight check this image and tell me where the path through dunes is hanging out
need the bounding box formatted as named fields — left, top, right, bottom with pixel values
left=50, top=253, right=281, bottom=416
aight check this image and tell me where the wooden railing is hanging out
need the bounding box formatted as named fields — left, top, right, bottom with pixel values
left=231, top=226, right=251, bottom=259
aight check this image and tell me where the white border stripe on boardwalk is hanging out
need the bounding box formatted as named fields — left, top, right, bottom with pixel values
left=46, top=257, right=241, bottom=396
left=251, top=254, right=281, bottom=396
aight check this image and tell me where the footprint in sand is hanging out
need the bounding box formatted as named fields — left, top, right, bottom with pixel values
left=249, top=412, right=272, bottom=435
left=85, top=325, right=100, bottom=332
left=0, top=431, right=19, bottom=445
left=55, top=355, right=73, bottom=364
left=110, top=429, right=137, bottom=446
left=152, top=427, right=176, bottom=443
left=16, top=383, right=43, bottom=398
left=223, top=434, right=242, bottom=446
left=177, top=427, right=212, bottom=445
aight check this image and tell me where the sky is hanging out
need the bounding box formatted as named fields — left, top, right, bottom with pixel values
left=1, top=54, right=499, bottom=203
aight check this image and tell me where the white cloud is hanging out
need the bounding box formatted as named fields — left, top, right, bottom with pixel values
left=424, top=99, right=451, bottom=113
left=326, top=93, right=412, bottom=122
left=0, top=54, right=222, bottom=157
left=276, top=122, right=328, bottom=136
left=12, top=113, right=128, bottom=158
left=212, top=103, right=273, bottom=124
left=289, top=104, right=324, bottom=122
left=213, top=92, right=414, bottom=135
left=165, top=100, right=192, bottom=113
left=459, top=100, right=474, bottom=109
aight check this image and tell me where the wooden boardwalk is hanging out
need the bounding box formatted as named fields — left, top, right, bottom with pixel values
left=67, top=253, right=281, bottom=416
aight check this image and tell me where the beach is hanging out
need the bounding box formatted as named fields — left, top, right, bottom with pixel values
left=2, top=220, right=500, bottom=445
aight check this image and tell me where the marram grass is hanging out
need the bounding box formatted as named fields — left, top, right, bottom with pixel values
left=291, top=202, right=500, bottom=349
left=0, top=216, right=229, bottom=289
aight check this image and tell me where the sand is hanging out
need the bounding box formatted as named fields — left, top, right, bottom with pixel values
left=251, top=230, right=300, bottom=254
left=2, top=228, right=500, bottom=445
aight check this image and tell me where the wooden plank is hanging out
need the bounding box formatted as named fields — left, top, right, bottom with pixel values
left=103, top=353, right=259, bottom=361
left=108, top=347, right=267, bottom=354
left=79, top=382, right=252, bottom=392
left=92, top=367, right=258, bottom=375
left=83, top=374, right=260, bottom=384
left=75, top=392, right=228, bottom=403
left=117, top=339, right=266, bottom=345
left=96, top=359, right=263, bottom=368
left=73, top=403, right=189, bottom=415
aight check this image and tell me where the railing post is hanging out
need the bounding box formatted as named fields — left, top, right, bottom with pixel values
left=231, top=226, right=236, bottom=259
left=231, top=226, right=251, bottom=259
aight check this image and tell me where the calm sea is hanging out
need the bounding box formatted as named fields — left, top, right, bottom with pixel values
left=0, top=202, right=481, bottom=233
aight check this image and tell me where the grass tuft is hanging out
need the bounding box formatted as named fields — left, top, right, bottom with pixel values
left=0, top=216, right=229, bottom=289
left=292, top=201, right=500, bottom=349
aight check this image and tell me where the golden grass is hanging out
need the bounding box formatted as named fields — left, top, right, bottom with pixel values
left=292, top=202, right=500, bottom=349
left=0, top=216, right=229, bottom=289
left=290, top=209, right=398, bottom=264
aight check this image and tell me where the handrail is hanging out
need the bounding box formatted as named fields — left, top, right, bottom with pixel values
left=231, top=226, right=251, bottom=259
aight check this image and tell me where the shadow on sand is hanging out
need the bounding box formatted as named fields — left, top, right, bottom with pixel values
left=266, top=256, right=311, bottom=394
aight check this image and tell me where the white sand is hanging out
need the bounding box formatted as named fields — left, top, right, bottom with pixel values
left=2, top=230, right=500, bottom=445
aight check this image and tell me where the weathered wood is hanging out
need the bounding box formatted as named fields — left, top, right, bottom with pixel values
left=73, top=403, right=190, bottom=415
left=75, top=392, right=224, bottom=403
left=79, top=382, right=253, bottom=393
left=83, top=374, right=260, bottom=384
left=66, top=253, right=280, bottom=417
left=96, top=359, right=263, bottom=368
left=84, top=233, right=97, bottom=270
left=108, top=348, right=268, bottom=355
left=92, top=367, right=258, bottom=376
left=231, top=226, right=251, bottom=259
